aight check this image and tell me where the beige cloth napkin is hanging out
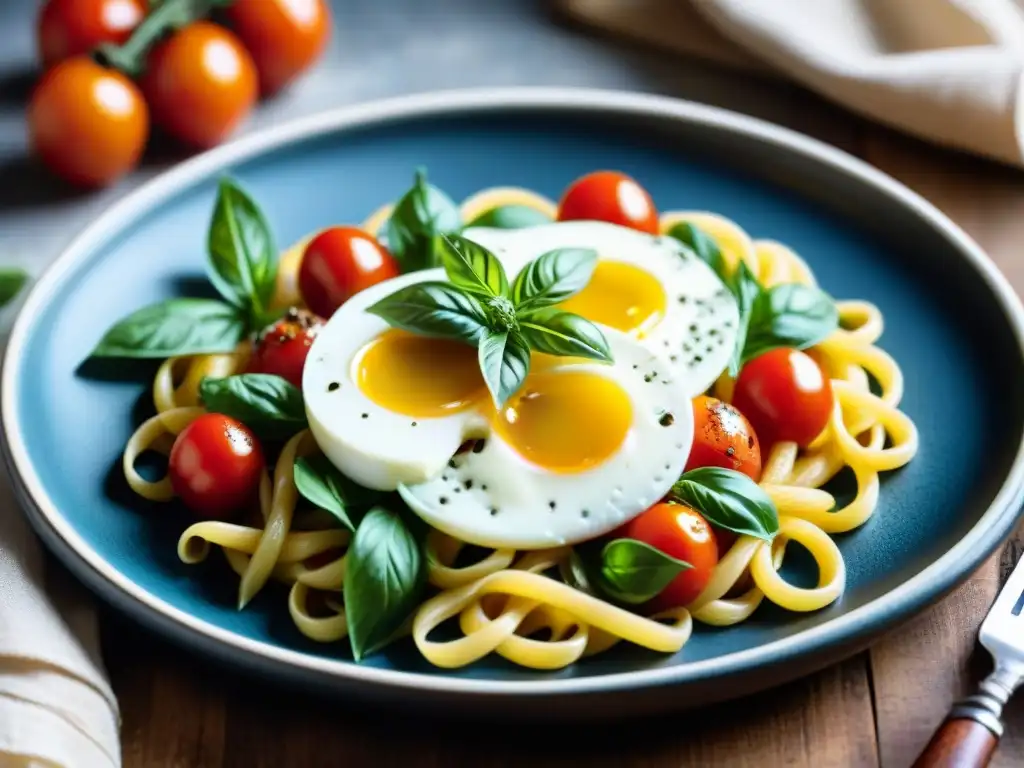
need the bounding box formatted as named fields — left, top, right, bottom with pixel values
left=559, top=0, right=1024, bottom=168
left=0, top=476, right=120, bottom=767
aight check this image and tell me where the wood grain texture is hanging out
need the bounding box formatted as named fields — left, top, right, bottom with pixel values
left=103, top=613, right=877, bottom=768
left=913, top=719, right=999, bottom=768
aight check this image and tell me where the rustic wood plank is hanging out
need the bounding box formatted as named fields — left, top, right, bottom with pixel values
left=862, top=126, right=1024, bottom=768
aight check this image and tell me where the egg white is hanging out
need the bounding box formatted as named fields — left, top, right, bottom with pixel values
left=397, top=330, right=693, bottom=549
left=462, top=221, right=740, bottom=396
left=303, top=267, right=489, bottom=492
left=303, top=264, right=694, bottom=548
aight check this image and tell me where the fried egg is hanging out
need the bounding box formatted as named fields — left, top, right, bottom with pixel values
left=462, top=221, right=740, bottom=396
left=302, top=268, right=693, bottom=549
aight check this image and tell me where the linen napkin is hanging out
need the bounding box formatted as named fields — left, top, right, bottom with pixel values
left=0, top=475, right=120, bottom=767
left=558, top=0, right=1024, bottom=168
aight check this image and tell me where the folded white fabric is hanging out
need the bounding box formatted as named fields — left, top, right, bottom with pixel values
left=563, top=0, right=1024, bottom=167
left=0, top=478, right=119, bottom=767
left=690, top=0, right=1024, bottom=167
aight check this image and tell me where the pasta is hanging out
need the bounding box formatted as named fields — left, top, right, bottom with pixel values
left=116, top=177, right=919, bottom=670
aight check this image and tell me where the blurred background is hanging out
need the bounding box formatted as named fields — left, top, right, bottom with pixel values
left=0, top=0, right=858, bottom=325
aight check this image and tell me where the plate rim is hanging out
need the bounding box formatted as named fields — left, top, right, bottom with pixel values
left=4, top=85, right=1024, bottom=698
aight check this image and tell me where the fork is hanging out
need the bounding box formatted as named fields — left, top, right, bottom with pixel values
left=913, top=548, right=1024, bottom=767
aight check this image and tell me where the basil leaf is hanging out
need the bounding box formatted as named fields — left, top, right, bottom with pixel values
left=671, top=467, right=779, bottom=540
left=199, top=373, right=306, bottom=439
left=366, top=281, right=489, bottom=344
left=439, top=233, right=509, bottom=298
left=510, top=248, right=597, bottom=312
left=90, top=298, right=246, bottom=358
left=478, top=328, right=530, bottom=409
left=726, top=261, right=762, bottom=377
left=344, top=507, right=426, bottom=661
left=207, top=178, right=277, bottom=316
left=741, top=283, right=839, bottom=365
left=0, top=267, right=27, bottom=308
left=385, top=168, right=462, bottom=272
left=667, top=222, right=726, bottom=277
left=467, top=204, right=551, bottom=229
left=518, top=308, right=612, bottom=363
left=599, top=538, right=691, bottom=605
left=293, top=455, right=381, bottom=532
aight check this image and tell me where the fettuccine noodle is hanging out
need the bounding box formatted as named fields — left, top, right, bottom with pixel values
left=119, top=186, right=919, bottom=669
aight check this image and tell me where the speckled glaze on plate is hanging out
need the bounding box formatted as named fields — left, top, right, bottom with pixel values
left=4, top=88, right=1023, bottom=717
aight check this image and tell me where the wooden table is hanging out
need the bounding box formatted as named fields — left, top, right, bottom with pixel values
left=2, top=1, right=1023, bottom=765
left=101, top=111, right=1024, bottom=768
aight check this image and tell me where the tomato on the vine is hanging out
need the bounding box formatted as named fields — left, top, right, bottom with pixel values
left=557, top=170, right=659, bottom=234
left=731, top=347, right=834, bottom=448
left=37, top=0, right=146, bottom=68
left=246, top=307, right=325, bottom=388
left=224, top=0, right=331, bottom=96
left=298, top=226, right=400, bottom=318
left=168, top=413, right=264, bottom=518
left=141, top=21, right=257, bottom=149
left=620, top=502, right=719, bottom=610
left=28, top=56, right=149, bottom=187
left=686, top=395, right=762, bottom=481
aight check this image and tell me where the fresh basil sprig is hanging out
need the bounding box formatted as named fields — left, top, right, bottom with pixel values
left=0, top=267, right=28, bottom=308
left=466, top=204, right=552, bottom=229
left=344, top=507, right=426, bottom=661
left=367, top=234, right=612, bottom=408
left=668, top=221, right=838, bottom=375
left=207, top=178, right=278, bottom=327
left=90, top=298, right=247, bottom=358
left=568, top=538, right=690, bottom=605
left=671, top=467, right=779, bottom=541
left=742, top=283, right=839, bottom=365
left=199, top=373, right=307, bottom=439
left=293, top=454, right=381, bottom=532
left=88, top=177, right=283, bottom=360
left=385, top=168, right=462, bottom=273
left=667, top=222, right=726, bottom=276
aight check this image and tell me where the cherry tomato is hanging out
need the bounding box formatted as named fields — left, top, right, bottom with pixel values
left=28, top=56, right=148, bottom=187
left=168, top=413, right=264, bottom=518
left=686, top=395, right=762, bottom=481
left=298, top=226, right=400, bottom=317
left=557, top=170, right=659, bottom=234
left=731, top=347, right=834, bottom=448
left=37, top=0, right=146, bottom=68
left=620, top=502, right=719, bottom=610
left=246, top=307, right=325, bottom=388
left=223, top=0, right=331, bottom=96
left=141, top=21, right=257, bottom=149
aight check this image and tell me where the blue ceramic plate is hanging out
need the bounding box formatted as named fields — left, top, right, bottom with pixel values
left=4, top=89, right=1024, bottom=716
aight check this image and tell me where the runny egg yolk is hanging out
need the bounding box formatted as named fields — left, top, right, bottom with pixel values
left=492, top=370, right=633, bottom=473
left=354, top=332, right=633, bottom=473
left=557, top=261, right=665, bottom=337
left=354, top=330, right=484, bottom=417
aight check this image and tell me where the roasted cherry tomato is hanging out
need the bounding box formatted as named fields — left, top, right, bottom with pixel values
left=686, top=395, right=762, bottom=481
left=246, top=307, right=325, bottom=388
left=168, top=413, right=264, bottom=518
left=141, top=21, right=257, bottom=149
left=223, top=0, right=331, bottom=96
left=28, top=56, right=148, bottom=187
left=298, top=226, right=400, bottom=318
left=556, top=170, right=659, bottom=234
left=731, top=347, right=834, bottom=448
left=37, top=0, right=146, bottom=68
left=620, top=502, right=719, bottom=610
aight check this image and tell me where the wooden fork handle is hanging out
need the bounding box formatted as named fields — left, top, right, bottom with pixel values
left=912, top=718, right=998, bottom=768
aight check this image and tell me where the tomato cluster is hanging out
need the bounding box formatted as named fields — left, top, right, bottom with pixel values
left=28, top=0, right=331, bottom=188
